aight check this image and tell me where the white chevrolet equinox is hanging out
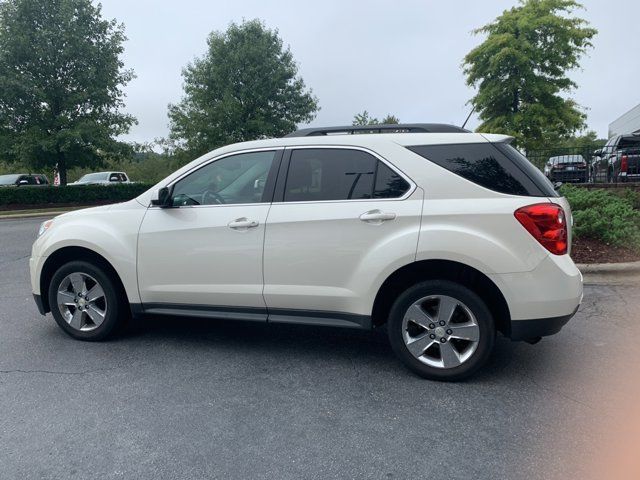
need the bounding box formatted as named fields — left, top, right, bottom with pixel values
left=30, top=124, right=583, bottom=380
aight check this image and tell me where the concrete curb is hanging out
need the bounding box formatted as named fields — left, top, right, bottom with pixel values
left=577, top=261, right=640, bottom=274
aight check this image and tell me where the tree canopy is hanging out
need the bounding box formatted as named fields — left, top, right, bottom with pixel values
left=169, top=19, right=319, bottom=159
left=0, top=0, right=135, bottom=184
left=352, top=111, right=400, bottom=126
left=463, top=0, right=596, bottom=152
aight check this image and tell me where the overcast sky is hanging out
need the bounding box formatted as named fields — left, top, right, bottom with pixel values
left=98, top=0, right=640, bottom=145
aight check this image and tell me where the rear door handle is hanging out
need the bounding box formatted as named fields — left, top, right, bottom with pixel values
left=359, top=210, right=397, bottom=223
left=228, top=218, right=259, bottom=230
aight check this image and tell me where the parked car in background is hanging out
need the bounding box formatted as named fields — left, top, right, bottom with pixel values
left=71, top=172, right=131, bottom=186
left=543, top=155, right=587, bottom=183
left=30, top=124, right=583, bottom=381
left=591, top=134, right=640, bottom=183
left=0, top=173, right=49, bottom=187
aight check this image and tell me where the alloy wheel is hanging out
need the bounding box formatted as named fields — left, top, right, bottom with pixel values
left=402, top=295, right=480, bottom=369
left=56, top=272, right=108, bottom=332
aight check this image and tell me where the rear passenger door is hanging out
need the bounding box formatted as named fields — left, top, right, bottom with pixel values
left=262, top=147, right=423, bottom=325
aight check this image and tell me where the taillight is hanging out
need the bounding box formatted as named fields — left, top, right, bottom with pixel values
left=621, top=155, right=628, bottom=173
left=514, top=203, right=568, bottom=255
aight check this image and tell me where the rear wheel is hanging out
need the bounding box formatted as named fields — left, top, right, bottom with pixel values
left=47, top=260, right=127, bottom=341
left=388, top=280, right=495, bottom=381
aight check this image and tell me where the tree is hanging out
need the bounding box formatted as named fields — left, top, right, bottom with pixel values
left=169, top=19, right=319, bottom=158
left=352, top=111, right=400, bottom=126
left=0, top=0, right=135, bottom=185
left=463, top=0, right=596, bottom=153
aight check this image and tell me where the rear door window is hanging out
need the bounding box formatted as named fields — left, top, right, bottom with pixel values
left=283, top=148, right=410, bottom=202
left=407, top=143, right=557, bottom=197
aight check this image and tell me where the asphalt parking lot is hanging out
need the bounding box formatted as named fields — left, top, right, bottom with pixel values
left=1, top=216, right=639, bottom=479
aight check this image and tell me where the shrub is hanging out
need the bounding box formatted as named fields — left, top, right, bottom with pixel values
left=560, top=185, right=640, bottom=247
left=0, top=183, right=152, bottom=206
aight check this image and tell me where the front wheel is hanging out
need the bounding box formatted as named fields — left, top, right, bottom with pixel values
left=387, top=280, right=495, bottom=381
left=48, top=260, right=127, bottom=341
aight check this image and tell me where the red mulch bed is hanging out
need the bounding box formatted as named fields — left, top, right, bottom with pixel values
left=571, top=237, right=640, bottom=264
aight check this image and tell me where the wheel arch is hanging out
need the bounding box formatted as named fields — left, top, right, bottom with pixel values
left=372, top=259, right=511, bottom=336
left=39, top=246, right=130, bottom=315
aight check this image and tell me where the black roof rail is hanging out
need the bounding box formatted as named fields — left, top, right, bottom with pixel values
left=284, top=123, right=469, bottom=138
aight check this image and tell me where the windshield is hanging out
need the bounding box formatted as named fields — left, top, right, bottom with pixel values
left=0, top=174, right=21, bottom=185
left=77, top=172, right=109, bottom=182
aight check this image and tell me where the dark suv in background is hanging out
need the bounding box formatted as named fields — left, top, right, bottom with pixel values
left=591, top=134, right=640, bottom=183
left=0, top=174, right=49, bottom=187
left=544, top=155, right=588, bottom=183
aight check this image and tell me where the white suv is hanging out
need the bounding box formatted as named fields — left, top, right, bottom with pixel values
left=30, top=124, right=583, bottom=380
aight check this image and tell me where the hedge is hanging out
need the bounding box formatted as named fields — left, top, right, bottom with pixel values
left=560, top=185, right=640, bottom=247
left=0, top=183, right=153, bottom=206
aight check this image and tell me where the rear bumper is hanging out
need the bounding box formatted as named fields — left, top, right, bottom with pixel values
left=489, top=254, right=583, bottom=321
left=549, top=172, right=587, bottom=183
left=509, top=306, right=579, bottom=341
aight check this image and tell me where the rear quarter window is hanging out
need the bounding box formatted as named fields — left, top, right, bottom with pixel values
left=407, top=142, right=557, bottom=197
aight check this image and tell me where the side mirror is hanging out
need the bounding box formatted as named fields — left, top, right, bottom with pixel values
left=18, top=179, right=29, bottom=185
left=553, top=181, right=563, bottom=191
left=151, top=186, right=172, bottom=207
left=593, top=149, right=602, bottom=156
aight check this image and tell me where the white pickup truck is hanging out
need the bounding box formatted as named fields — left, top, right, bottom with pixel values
left=71, top=171, right=131, bottom=185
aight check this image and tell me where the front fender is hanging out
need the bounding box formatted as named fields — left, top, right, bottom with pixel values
left=32, top=202, right=146, bottom=304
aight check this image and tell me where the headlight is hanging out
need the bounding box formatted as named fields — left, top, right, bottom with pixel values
left=38, top=219, right=54, bottom=237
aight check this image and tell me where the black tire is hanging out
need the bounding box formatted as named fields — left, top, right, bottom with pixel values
left=387, top=280, right=495, bottom=381
left=47, top=260, right=128, bottom=341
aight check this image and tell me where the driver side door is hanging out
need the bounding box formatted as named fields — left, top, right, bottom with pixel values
left=137, top=149, right=282, bottom=319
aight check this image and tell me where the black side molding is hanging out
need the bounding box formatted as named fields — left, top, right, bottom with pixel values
left=138, top=303, right=372, bottom=330
left=33, top=294, right=47, bottom=315
left=268, top=308, right=371, bottom=330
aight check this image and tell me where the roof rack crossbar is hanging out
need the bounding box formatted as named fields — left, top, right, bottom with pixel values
left=284, top=123, right=469, bottom=138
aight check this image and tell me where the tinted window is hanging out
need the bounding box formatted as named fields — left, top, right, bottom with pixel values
left=284, top=149, right=409, bottom=202
left=374, top=162, right=410, bottom=198
left=618, top=136, right=640, bottom=150
left=285, top=149, right=375, bottom=201
left=407, top=143, right=556, bottom=197
left=172, top=150, right=276, bottom=206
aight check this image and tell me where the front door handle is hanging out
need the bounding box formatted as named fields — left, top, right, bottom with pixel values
left=228, top=218, right=259, bottom=230
left=359, top=210, right=397, bottom=223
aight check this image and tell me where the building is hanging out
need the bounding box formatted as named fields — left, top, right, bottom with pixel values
left=609, top=104, right=640, bottom=137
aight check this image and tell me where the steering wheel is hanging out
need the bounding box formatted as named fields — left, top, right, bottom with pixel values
left=202, top=190, right=225, bottom=205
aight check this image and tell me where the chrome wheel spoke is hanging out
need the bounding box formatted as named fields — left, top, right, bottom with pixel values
left=405, top=304, right=434, bottom=330
left=57, top=290, right=76, bottom=306
left=69, top=309, right=84, bottom=330
left=401, top=294, right=480, bottom=369
left=439, top=341, right=462, bottom=368
left=449, top=322, right=480, bottom=342
left=57, top=272, right=107, bottom=332
left=437, top=297, right=458, bottom=324
left=69, top=273, right=86, bottom=295
left=406, top=333, right=436, bottom=357
left=86, top=283, right=105, bottom=303
left=85, top=304, right=106, bottom=327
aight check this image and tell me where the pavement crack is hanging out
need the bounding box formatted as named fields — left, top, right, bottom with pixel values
left=0, top=365, right=122, bottom=377
left=0, top=253, right=30, bottom=267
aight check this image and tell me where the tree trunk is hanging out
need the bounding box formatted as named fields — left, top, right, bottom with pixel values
left=58, top=153, right=67, bottom=186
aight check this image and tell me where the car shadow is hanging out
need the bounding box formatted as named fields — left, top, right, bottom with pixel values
left=119, top=314, right=554, bottom=383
